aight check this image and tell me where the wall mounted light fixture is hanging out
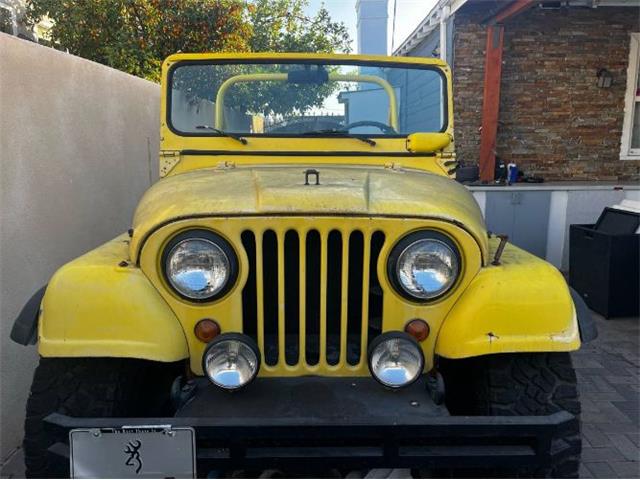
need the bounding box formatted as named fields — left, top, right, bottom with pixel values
left=596, top=68, right=613, bottom=88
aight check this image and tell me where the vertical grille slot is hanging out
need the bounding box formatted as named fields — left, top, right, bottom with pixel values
left=305, top=230, right=321, bottom=366
left=347, top=231, right=364, bottom=365
left=240, top=231, right=257, bottom=341
left=367, top=231, right=385, bottom=348
left=284, top=231, right=300, bottom=366
left=326, top=230, right=343, bottom=365
left=262, top=230, right=279, bottom=366
left=240, top=226, right=386, bottom=372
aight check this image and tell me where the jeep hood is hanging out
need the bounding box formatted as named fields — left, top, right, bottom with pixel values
left=131, top=166, right=487, bottom=259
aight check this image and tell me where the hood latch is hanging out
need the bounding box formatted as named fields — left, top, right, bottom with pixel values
left=304, top=169, right=320, bottom=186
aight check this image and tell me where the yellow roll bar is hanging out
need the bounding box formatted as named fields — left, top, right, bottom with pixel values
left=214, top=73, right=399, bottom=131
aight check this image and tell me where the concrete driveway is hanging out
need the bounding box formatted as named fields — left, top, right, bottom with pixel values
left=1, top=312, right=638, bottom=479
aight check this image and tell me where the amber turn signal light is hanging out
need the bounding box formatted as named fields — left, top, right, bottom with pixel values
left=194, top=319, right=221, bottom=343
left=405, top=319, right=429, bottom=342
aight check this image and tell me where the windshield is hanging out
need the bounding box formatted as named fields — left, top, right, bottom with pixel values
left=169, top=60, right=446, bottom=137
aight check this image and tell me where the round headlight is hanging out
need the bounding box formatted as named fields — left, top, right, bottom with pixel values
left=368, top=332, right=424, bottom=388
left=203, top=334, right=260, bottom=390
left=389, top=231, right=460, bottom=301
left=163, top=230, right=237, bottom=302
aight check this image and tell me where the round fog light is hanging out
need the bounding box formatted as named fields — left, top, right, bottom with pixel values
left=202, top=333, right=260, bottom=390
left=368, top=332, right=424, bottom=389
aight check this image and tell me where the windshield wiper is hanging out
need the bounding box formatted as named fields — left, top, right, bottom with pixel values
left=195, top=125, right=247, bottom=145
left=302, top=129, right=376, bottom=146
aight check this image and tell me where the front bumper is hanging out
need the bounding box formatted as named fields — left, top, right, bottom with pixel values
left=45, top=377, right=578, bottom=473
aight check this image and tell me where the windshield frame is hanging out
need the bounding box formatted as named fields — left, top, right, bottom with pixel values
left=165, top=58, right=449, bottom=139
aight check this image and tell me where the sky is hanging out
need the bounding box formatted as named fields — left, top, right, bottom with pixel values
left=303, top=0, right=438, bottom=54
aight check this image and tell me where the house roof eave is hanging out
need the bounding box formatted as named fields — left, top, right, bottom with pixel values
left=393, top=0, right=639, bottom=57
left=392, top=0, right=469, bottom=57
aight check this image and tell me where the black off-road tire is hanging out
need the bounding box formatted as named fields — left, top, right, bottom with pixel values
left=23, top=357, right=181, bottom=478
left=439, top=352, right=581, bottom=478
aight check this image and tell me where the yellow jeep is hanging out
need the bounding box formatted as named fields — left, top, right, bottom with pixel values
left=13, top=53, right=596, bottom=478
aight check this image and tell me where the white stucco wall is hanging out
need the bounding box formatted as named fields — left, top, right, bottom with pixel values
left=0, top=33, right=160, bottom=463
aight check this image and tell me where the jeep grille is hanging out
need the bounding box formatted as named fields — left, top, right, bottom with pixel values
left=240, top=228, right=386, bottom=373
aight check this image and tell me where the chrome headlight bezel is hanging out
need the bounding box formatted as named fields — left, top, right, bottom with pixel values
left=367, top=331, right=425, bottom=389
left=387, top=230, right=461, bottom=302
left=202, top=333, right=261, bottom=391
left=162, top=229, right=238, bottom=302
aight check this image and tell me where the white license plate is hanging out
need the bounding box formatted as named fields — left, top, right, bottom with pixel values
left=70, top=426, right=196, bottom=478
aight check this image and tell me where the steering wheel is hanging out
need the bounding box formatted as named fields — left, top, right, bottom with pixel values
left=344, top=120, right=397, bottom=134
left=270, top=120, right=344, bottom=134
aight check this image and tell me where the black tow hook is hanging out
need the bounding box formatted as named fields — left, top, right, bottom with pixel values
left=170, top=376, right=198, bottom=410
left=426, top=370, right=446, bottom=405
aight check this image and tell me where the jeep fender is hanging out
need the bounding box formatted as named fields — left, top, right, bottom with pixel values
left=436, top=242, right=583, bottom=359
left=35, top=234, right=189, bottom=361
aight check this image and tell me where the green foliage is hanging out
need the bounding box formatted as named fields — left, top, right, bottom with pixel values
left=25, top=0, right=250, bottom=82
left=172, top=62, right=342, bottom=119
left=235, top=0, right=352, bottom=117
left=25, top=0, right=351, bottom=83
left=247, top=0, right=350, bottom=54
left=0, top=8, right=12, bottom=35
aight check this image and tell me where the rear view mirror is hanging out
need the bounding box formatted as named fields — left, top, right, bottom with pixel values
left=406, top=133, right=452, bottom=153
left=287, top=68, right=329, bottom=84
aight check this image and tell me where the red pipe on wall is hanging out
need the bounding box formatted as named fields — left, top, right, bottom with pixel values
left=479, top=24, right=504, bottom=182
left=478, top=0, right=536, bottom=182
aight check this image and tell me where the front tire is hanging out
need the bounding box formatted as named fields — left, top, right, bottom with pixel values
left=23, top=358, right=181, bottom=478
left=439, top=352, right=581, bottom=478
